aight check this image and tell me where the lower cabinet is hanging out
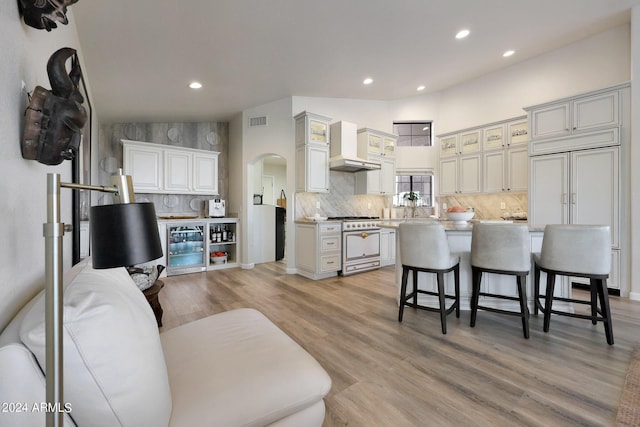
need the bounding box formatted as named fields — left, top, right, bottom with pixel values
left=380, top=228, right=396, bottom=267
left=295, top=221, right=342, bottom=280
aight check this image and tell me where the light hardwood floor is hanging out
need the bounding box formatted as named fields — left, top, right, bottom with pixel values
left=158, top=263, right=640, bottom=427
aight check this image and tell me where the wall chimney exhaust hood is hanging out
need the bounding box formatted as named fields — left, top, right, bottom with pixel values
left=329, top=121, right=381, bottom=172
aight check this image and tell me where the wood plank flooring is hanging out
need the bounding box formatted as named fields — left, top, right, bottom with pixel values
left=158, top=263, right=640, bottom=427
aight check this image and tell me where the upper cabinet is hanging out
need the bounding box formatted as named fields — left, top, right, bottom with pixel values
left=528, top=85, right=623, bottom=142
left=438, top=116, right=528, bottom=195
left=355, top=128, right=397, bottom=195
left=295, top=111, right=330, bottom=193
left=123, top=140, right=219, bottom=195
left=356, top=128, right=396, bottom=158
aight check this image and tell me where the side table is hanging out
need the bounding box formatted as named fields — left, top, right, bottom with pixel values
left=143, top=280, right=165, bottom=327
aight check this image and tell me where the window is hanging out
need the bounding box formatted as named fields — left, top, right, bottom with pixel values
left=394, top=174, right=433, bottom=207
left=393, top=121, right=432, bottom=147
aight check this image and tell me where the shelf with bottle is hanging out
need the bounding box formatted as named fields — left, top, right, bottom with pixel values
left=206, top=220, right=239, bottom=270
left=208, top=223, right=236, bottom=244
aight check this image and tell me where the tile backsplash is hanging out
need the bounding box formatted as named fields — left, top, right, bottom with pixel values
left=437, top=192, right=527, bottom=220
left=295, top=169, right=527, bottom=221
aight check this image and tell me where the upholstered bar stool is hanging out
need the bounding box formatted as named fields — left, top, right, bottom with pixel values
left=533, top=224, right=613, bottom=345
left=470, top=223, right=531, bottom=338
left=398, top=222, right=460, bottom=334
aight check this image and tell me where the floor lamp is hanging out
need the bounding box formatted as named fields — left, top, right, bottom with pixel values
left=44, top=171, right=163, bottom=427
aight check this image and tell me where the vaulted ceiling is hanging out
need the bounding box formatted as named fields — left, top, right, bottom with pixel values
left=71, top=0, right=640, bottom=123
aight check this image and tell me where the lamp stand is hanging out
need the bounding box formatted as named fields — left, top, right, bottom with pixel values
left=44, top=173, right=123, bottom=427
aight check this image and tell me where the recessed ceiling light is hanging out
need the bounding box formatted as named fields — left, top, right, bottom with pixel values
left=189, top=81, right=202, bottom=89
left=363, top=78, right=373, bottom=85
left=417, top=85, right=426, bottom=91
left=455, top=29, right=470, bottom=39
left=503, top=50, right=515, bottom=57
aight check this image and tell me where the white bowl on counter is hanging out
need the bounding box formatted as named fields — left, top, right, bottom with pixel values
left=446, top=211, right=475, bottom=225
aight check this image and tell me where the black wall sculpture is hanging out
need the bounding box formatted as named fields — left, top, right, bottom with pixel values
left=22, top=47, right=87, bottom=166
left=18, top=0, right=79, bottom=31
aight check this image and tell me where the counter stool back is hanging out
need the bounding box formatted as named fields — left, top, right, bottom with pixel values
left=533, top=224, right=613, bottom=345
left=470, top=223, right=531, bottom=338
left=398, top=222, right=460, bottom=334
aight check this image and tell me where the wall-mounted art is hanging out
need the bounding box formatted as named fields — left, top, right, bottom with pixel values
left=18, top=0, right=79, bottom=31
left=21, top=47, right=87, bottom=165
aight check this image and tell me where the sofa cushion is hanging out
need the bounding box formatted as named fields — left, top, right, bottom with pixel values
left=19, top=262, right=172, bottom=427
left=161, top=308, right=332, bottom=427
left=0, top=343, right=74, bottom=427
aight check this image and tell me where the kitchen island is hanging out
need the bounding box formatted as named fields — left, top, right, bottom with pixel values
left=378, top=220, right=563, bottom=311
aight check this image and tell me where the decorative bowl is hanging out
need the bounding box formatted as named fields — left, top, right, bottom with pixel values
left=211, top=255, right=227, bottom=264
left=446, top=211, right=475, bottom=225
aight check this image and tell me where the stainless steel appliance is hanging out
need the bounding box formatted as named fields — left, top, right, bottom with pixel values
left=208, top=198, right=226, bottom=217
left=329, top=217, right=381, bottom=276
left=166, top=223, right=206, bottom=275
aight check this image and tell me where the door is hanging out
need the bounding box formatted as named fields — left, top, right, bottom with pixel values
left=439, top=158, right=458, bottom=195
left=459, top=154, right=482, bottom=193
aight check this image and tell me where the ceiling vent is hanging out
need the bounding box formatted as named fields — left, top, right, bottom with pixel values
left=249, top=116, right=268, bottom=127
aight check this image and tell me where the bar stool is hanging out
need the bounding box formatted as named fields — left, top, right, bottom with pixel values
left=533, top=224, right=613, bottom=345
left=470, top=223, right=531, bottom=338
left=398, top=222, right=460, bottom=334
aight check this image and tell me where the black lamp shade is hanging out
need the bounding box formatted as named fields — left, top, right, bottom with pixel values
left=90, top=202, right=163, bottom=269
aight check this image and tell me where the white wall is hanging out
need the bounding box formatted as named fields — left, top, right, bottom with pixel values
left=385, top=26, right=630, bottom=135
left=0, top=6, right=88, bottom=331
left=236, top=97, right=295, bottom=269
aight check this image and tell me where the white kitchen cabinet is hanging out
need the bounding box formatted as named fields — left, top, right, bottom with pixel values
left=164, top=149, right=191, bottom=192
left=507, top=119, right=529, bottom=146
left=483, top=146, right=528, bottom=193
left=123, top=141, right=163, bottom=192
left=357, top=128, right=396, bottom=158
left=439, top=154, right=482, bottom=195
left=123, top=140, right=219, bottom=195
left=483, top=124, right=505, bottom=151
left=295, top=221, right=342, bottom=280
left=528, top=85, right=622, bottom=141
left=164, top=149, right=219, bottom=194
left=354, top=155, right=396, bottom=195
left=354, top=128, right=397, bottom=195
left=380, top=228, right=396, bottom=267
left=439, top=130, right=481, bottom=157
left=295, top=111, right=331, bottom=193
left=295, top=143, right=329, bottom=193
left=192, top=152, right=219, bottom=194
left=529, top=146, right=620, bottom=288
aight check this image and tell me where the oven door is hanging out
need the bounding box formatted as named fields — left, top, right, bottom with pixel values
left=342, top=229, right=381, bottom=275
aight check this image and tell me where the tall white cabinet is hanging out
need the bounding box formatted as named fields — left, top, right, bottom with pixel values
left=295, top=111, right=330, bottom=193
left=526, top=82, right=630, bottom=292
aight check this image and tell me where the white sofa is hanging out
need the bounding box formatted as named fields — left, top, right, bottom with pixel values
left=0, top=260, right=331, bottom=426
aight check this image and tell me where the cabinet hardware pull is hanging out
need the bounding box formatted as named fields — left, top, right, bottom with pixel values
left=361, top=232, right=368, bottom=238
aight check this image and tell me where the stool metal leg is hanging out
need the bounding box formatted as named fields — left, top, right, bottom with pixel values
left=470, top=267, right=481, bottom=327
left=517, top=274, right=529, bottom=339
left=398, top=266, right=409, bottom=322
left=543, top=273, right=556, bottom=333
left=436, top=272, right=447, bottom=334
left=412, top=269, right=419, bottom=306
left=533, top=263, right=541, bottom=316
left=454, top=264, right=460, bottom=318
left=597, top=279, right=614, bottom=345
left=590, top=280, right=598, bottom=325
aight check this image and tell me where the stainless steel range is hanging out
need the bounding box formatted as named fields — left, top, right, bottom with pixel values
left=328, top=217, right=381, bottom=276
